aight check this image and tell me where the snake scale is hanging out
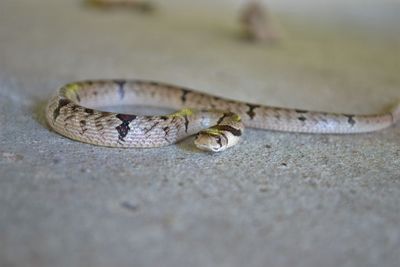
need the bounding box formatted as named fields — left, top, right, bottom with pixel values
left=46, top=80, right=400, bottom=152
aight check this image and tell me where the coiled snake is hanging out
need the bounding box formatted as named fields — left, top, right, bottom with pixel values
left=46, top=80, right=400, bottom=152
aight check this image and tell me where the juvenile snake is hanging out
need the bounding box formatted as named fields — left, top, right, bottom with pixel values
left=46, top=80, right=400, bottom=152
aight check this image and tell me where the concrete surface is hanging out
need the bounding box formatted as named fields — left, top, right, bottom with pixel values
left=1, top=0, right=399, bottom=266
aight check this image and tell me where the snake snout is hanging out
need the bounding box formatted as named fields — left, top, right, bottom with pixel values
left=194, top=128, right=243, bottom=152
left=194, top=132, right=228, bottom=152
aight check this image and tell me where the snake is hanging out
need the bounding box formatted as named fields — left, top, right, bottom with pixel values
left=45, top=80, right=400, bottom=152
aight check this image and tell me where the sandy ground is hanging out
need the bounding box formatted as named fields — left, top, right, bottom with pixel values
left=0, top=0, right=399, bottom=266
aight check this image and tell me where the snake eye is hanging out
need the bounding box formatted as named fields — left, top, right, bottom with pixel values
left=216, top=136, right=222, bottom=147
left=208, top=136, right=225, bottom=152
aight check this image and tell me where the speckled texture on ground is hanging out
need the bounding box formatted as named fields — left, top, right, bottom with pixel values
left=0, top=1, right=399, bottom=267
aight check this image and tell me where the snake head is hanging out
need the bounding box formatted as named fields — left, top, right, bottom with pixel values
left=194, top=124, right=242, bottom=152
left=194, top=132, right=228, bottom=152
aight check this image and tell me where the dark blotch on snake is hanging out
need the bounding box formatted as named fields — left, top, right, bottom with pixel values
left=96, top=112, right=111, bottom=120
left=64, top=114, right=74, bottom=122
left=160, top=116, right=168, bottom=121
left=116, top=114, right=137, bottom=141
left=246, top=104, right=260, bottom=119
left=345, top=115, right=356, bottom=126
left=144, top=122, right=159, bottom=134
left=79, top=120, right=87, bottom=134
left=85, top=108, right=94, bottom=115
left=183, top=115, right=189, bottom=133
left=116, top=123, right=130, bottom=141
left=71, top=105, right=79, bottom=112
left=74, top=92, right=81, bottom=102
left=217, top=113, right=231, bottom=125
left=94, top=113, right=110, bottom=131
left=114, top=80, right=126, bottom=100
left=53, top=99, right=71, bottom=121
left=149, top=81, right=160, bottom=87
left=180, top=88, right=190, bottom=103
left=298, top=116, right=307, bottom=122
left=213, top=125, right=242, bottom=136
left=162, top=126, right=169, bottom=134
left=116, top=114, right=137, bottom=122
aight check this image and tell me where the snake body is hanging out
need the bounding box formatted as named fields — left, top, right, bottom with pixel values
left=46, top=80, right=400, bottom=152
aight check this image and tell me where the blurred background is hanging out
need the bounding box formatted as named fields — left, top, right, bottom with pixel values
left=0, top=1, right=399, bottom=267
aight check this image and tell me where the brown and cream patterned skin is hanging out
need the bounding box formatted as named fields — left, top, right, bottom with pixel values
left=46, top=80, right=400, bottom=152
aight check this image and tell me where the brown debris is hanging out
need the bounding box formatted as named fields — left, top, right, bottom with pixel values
left=240, top=1, right=281, bottom=43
